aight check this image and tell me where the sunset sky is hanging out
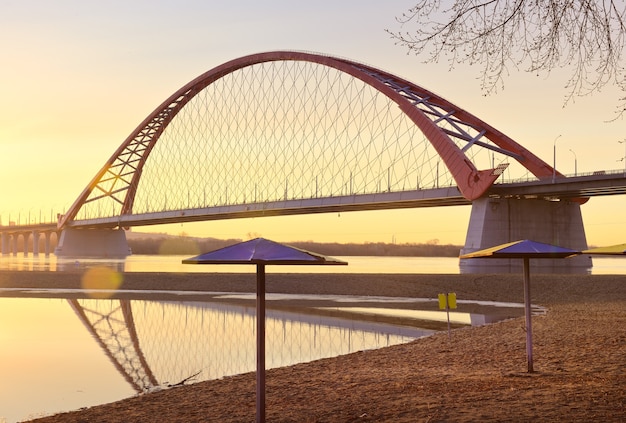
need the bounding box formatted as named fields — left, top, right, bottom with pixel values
left=1, top=0, right=624, bottom=246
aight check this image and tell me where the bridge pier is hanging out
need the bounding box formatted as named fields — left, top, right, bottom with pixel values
left=12, top=234, right=19, bottom=255
left=1, top=232, right=8, bottom=255
left=55, top=228, right=131, bottom=257
left=22, top=232, right=31, bottom=256
left=44, top=232, right=54, bottom=256
left=460, top=197, right=592, bottom=273
left=32, top=231, right=40, bottom=256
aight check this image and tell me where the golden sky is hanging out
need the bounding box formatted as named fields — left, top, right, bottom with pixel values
left=1, top=1, right=624, bottom=246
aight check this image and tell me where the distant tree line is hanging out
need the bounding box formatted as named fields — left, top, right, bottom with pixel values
left=127, top=236, right=241, bottom=256
left=289, top=240, right=461, bottom=257
left=127, top=235, right=462, bottom=257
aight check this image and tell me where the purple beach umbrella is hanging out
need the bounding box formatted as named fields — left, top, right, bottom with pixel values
left=183, top=238, right=347, bottom=423
left=460, top=240, right=579, bottom=372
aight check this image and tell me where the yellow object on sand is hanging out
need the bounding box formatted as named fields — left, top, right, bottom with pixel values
left=438, top=292, right=457, bottom=310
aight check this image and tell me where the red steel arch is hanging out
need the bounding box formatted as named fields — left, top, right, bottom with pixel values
left=59, top=51, right=560, bottom=228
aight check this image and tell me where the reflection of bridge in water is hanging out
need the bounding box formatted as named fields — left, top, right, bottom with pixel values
left=68, top=297, right=432, bottom=393
left=3, top=51, right=626, bottom=271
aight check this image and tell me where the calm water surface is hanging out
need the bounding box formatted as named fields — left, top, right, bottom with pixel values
left=0, top=255, right=456, bottom=422
left=0, top=295, right=428, bottom=422
left=0, top=254, right=624, bottom=274
left=0, top=254, right=462, bottom=274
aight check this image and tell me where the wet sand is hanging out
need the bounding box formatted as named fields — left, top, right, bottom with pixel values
left=2, top=271, right=625, bottom=422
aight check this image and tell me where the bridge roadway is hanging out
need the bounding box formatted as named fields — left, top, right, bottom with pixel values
left=58, top=169, right=626, bottom=229
left=3, top=170, right=626, bottom=233
left=70, top=186, right=468, bottom=229
left=489, top=170, right=626, bottom=199
left=0, top=222, right=60, bottom=233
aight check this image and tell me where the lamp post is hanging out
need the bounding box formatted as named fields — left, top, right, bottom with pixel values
left=552, top=134, right=562, bottom=183
left=569, top=149, right=577, bottom=176
left=618, top=138, right=626, bottom=175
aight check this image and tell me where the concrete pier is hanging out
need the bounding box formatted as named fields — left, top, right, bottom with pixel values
left=1, top=232, right=8, bottom=255
left=460, top=197, right=592, bottom=273
left=55, top=228, right=131, bottom=257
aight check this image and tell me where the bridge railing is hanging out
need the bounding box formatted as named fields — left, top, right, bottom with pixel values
left=71, top=178, right=463, bottom=223
left=493, top=167, right=626, bottom=185
left=0, top=209, right=66, bottom=228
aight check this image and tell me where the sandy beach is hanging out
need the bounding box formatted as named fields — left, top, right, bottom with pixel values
left=1, top=270, right=624, bottom=422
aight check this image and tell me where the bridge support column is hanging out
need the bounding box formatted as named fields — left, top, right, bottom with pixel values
left=1, top=232, right=8, bottom=255
left=55, top=228, right=131, bottom=257
left=32, top=231, right=40, bottom=256
left=44, top=232, right=53, bottom=256
left=460, top=197, right=592, bottom=273
left=22, top=232, right=31, bottom=256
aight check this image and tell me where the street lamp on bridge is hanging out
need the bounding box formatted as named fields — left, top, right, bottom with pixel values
left=618, top=138, right=626, bottom=175
left=552, top=134, right=562, bottom=183
left=569, top=149, right=577, bottom=176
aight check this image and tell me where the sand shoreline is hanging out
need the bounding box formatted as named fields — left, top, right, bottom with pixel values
left=1, top=271, right=624, bottom=422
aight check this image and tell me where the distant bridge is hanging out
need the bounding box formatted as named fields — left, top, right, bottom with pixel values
left=2, top=51, right=625, bottom=270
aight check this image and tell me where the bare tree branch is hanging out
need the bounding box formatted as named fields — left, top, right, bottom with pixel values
left=387, top=0, right=626, bottom=119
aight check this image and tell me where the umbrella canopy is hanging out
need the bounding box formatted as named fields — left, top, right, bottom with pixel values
left=460, top=240, right=580, bottom=373
left=460, top=239, right=579, bottom=259
left=182, top=237, right=347, bottom=265
left=183, top=238, right=346, bottom=423
left=582, top=243, right=626, bottom=255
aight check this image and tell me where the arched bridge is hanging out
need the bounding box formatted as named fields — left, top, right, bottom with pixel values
left=5, top=51, right=626, bottom=269
left=59, top=51, right=557, bottom=231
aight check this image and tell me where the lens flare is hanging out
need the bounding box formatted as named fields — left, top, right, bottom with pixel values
left=81, top=266, right=123, bottom=298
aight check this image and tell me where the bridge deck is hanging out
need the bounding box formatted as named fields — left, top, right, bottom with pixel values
left=489, top=171, right=626, bottom=199
left=67, top=187, right=469, bottom=229
left=3, top=172, right=625, bottom=232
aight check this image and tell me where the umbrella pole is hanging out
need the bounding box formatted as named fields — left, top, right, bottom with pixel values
left=256, top=264, right=266, bottom=423
left=523, top=257, right=534, bottom=373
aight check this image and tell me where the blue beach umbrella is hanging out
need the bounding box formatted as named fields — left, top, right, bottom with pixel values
left=460, top=240, right=579, bottom=373
left=183, top=238, right=347, bottom=423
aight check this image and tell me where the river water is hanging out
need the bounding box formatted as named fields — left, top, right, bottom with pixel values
left=0, top=254, right=624, bottom=422
left=1, top=253, right=624, bottom=274
left=0, top=254, right=462, bottom=274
